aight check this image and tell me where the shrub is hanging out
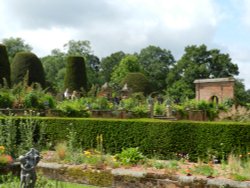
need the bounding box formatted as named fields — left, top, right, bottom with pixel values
left=0, top=117, right=250, bottom=161
left=56, top=99, right=90, bottom=117
left=115, top=147, right=145, bottom=165
left=64, top=56, right=88, bottom=92
left=0, top=91, right=14, bottom=108
left=0, top=45, right=10, bottom=87
left=11, top=52, right=45, bottom=87
left=122, top=72, right=150, bottom=94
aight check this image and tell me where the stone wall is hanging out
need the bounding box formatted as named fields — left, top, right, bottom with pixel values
left=37, top=162, right=250, bottom=188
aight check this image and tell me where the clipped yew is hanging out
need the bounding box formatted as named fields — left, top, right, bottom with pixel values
left=64, top=56, right=88, bottom=92
left=11, top=52, right=45, bottom=87
left=0, top=44, right=10, bottom=86
left=122, top=72, right=150, bottom=94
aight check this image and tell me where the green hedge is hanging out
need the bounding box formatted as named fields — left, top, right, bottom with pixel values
left=1, top=117, right=250, bottom=161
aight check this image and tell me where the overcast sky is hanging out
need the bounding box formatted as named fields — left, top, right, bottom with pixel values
left=1, top=0, right=250, bottom=88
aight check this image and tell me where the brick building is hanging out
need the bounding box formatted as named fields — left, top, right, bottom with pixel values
left=194, top=77, right=235, bottom=103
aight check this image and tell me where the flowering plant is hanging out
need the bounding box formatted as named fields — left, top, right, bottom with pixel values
left=0, top=146, right=13, bottom=165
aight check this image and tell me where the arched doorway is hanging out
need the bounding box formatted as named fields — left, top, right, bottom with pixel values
left=210, top=96, right=219, bottom=104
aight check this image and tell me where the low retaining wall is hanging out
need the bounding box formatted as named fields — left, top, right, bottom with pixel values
left=37, top=162, right=250, bottom=188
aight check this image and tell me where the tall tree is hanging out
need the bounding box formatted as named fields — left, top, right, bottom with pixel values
left=167, top=44, right=239, bottom=101
left=111, top=55, right=140, bottom=86
left=2, top=37, right=32, bottom=62
left=138, top=45, right=175, bottom=92
left=0, top=44, right=10, bottom=87
left=100, top=51, right=126, bottom=82
left=41, top=49, right=66, bottom=91
left=64, top=40, right=92, bottom=56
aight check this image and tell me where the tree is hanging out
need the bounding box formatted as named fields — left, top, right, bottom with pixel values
left=11, top=52, right=45, bottom=87
left=138, top=45, right=175, bottom=92
left=0, top=44, right=10, bottom=87
left=64, top=56, right=88, bottom=92
left=85, top=54, right=102, bottom=86
left=100, top=51, right=125, bottom=82
left=64, top=40, right=92, bottom=56
left=2, top=37, right=32, bottom=62
left=111, top=55, right=140, bottom=86
left=166, top=44, right=239, bottom=101
left=41, top=49, right=66, bottom=91
left=122, top=72, right=150, bottom=94
left=234, top=79, right=250, bottom=107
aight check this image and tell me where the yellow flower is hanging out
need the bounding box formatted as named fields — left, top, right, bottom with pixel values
left=0, top=146, right=5, bottom=151
left=84, top=151, right=91, bottom=156
left=248, top=152, right=250, bottom=155
left=112, top=156, right=117, bottom=162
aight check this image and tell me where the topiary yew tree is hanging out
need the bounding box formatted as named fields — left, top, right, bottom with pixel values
left=64, top=56, right=88, bottom=92
left=0, top=44, right=11, bottom=87
left=122, top=72, right=150, bottom=94
left=11, top=52, right=45, bottom=87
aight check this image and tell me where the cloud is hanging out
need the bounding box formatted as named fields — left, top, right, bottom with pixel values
left=1, top=0, right=223, bottom=58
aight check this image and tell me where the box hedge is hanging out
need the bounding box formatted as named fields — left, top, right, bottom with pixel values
left=1, top=117, right=250, bottom=161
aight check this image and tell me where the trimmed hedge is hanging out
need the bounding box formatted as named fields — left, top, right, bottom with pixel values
left=1, top=117, right=250, bottom=161
left=11, top=52, right=45, bottom=87
left=64, top=56, right=88, bottom=92
left=0, top=44, right=10, bottom=86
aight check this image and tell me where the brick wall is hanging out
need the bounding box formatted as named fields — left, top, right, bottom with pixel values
left=195, top=81, right=234, bottom=103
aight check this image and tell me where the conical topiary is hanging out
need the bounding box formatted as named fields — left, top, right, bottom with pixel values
left=0, top=44, right=11, bottom=87
left=64, top=56, right=88, bottom=92
left=11, top=52, right=45, bottom=87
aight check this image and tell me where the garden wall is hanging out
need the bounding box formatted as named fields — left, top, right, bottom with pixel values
left=1, top=117, right=249, bottom=161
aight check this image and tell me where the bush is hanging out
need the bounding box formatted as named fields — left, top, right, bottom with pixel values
left=64, top=56, right=88, bottom=92
left=115, top=147, right=145, bottom=165
left=56, top=99, right=90, bottom=117
left=122, top=72, right=150, bottom=94
left=0, top=117, right=250, bottom=161
left=0, top=91, right=14, bottom=108
left=0, top=45, right=10, bottom=87
left=11, top=52, right=45, bottom=87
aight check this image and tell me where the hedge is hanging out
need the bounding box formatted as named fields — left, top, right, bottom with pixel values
left=1, top=117, right=250, bottom=161
left=64, top=56, right=88, bottom=92
left=11, top=52, right=45, bottom=87
left=0, top=44, right=10, bottom=86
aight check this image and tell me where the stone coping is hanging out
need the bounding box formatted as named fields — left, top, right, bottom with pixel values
left=37, top=162, right=250, bottom=188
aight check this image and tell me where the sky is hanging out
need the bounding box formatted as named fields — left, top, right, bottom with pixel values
left=1, top=0, right=250, bottom=88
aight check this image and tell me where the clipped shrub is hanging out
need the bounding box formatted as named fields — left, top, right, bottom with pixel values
left=64, top=56, right=88, bottom=92
left=1, top=117, right=250, bottom=162
left=122, top=72, right=149, bottom=94
left=0, top=44, right=10, bottom=87
left=11, top=52, right=45, bottom=87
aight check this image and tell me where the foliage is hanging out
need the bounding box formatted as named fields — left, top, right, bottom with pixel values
left=2, top=37, right=32, bottom=63
left=0, top=44, right=11, bottom=87
left=115, top=147, right=145, bottom=165
left=122, top=72, right=150, bottom=94
left=166, top=44, right=239, bottom=101
left=11, top=52, right=46, bottom=87
left=56, top=99, right=90, bottom=117
left=41, top=49, right=66, bottom=92
left=64, top=56, right=88, bottom=92
left=111, top=55, right=140, bottom=86
left=234, top=79, right=250, bottom=107
left=154, top=102, right=166, bottom=115
left=100, top=51, right=125, bottom=82
left=90, top=97, right=113, bottom=110
left=0, top=90, right=14, bottom=108
left=138, top=45, right=175, bottom=92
